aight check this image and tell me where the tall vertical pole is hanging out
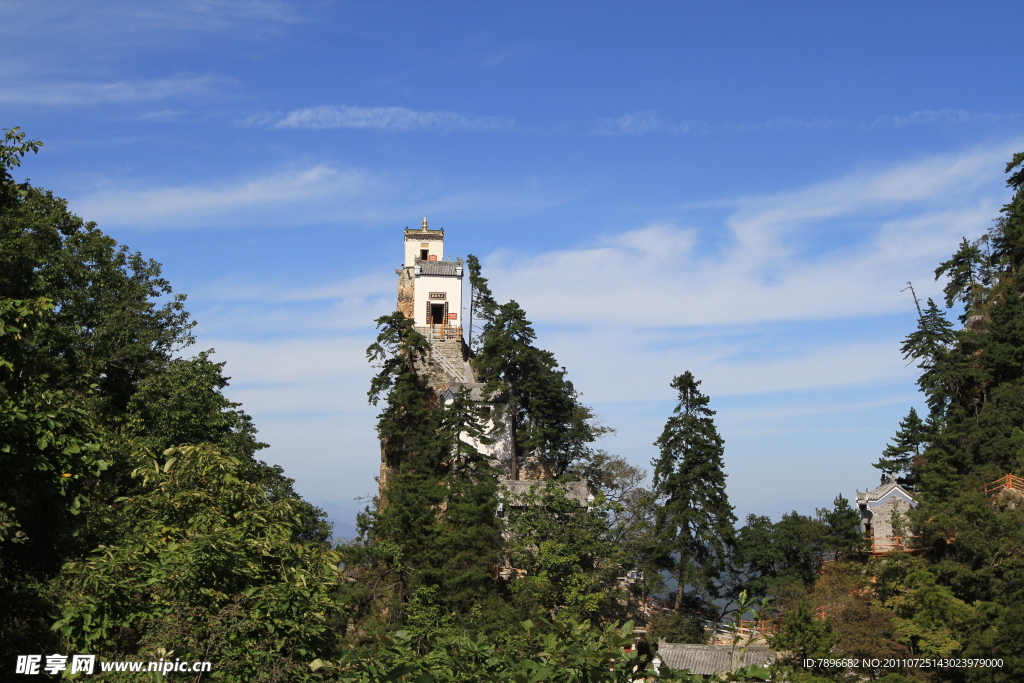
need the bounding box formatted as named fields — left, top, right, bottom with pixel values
left=468, top=284, right=474, bottom=350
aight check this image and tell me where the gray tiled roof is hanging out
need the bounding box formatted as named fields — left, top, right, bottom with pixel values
left=657, top=644, right=775, bottom=676
left=416, top=260, right=462, bottom=276
left=856, top=481, right=917, bottom=506
left=405, top=229, right=444, bottom=239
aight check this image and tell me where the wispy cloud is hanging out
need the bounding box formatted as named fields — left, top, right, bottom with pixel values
left=725, top=117, right=842, bottom=133
left=179, top=0, right=304, bottom=24
left=75, top=165, right=372, bottom=227
left=553, top=329, right=913, bottom=403
left=589, top=110, right=709, bottom=135
left=71, top=162, right=573, bottom=229
left=1, top=0, right=303, bottom=41
left=872, top=108, right=1020, bottom=128
left=274, top=105, right=516, bottom=132
left=1, top=73, right=232, bottom=106
left=484, top=141, right=1019, bottom=331
left=589, top=110, right=838, bottom=135
left=588, top=108, right=1016, bottom=136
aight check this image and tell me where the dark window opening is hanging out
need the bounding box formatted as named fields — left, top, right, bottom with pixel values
left=420, top=249, right=429, bottom=260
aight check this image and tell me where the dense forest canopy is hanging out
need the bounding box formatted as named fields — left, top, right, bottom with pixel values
left=2, top=127, right=1023, bottom=681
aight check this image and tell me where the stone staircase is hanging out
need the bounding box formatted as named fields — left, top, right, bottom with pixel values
left=416, top=326, right=474, bottom=385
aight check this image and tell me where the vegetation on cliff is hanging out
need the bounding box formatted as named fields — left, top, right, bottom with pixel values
left=3, top=127, right=1023, bottom=681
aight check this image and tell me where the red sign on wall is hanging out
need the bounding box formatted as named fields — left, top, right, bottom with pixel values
left=448, top=312, right=457, bottom=320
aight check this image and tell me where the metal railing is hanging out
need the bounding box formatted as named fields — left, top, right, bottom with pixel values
left=984, top=474, right=1024, bottom=495
left=642, top=599, right=776, bottom=638
left=426, top=325, right=466, bottom=382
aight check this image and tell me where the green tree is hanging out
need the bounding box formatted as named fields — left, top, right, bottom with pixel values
left=935, top=236, right=992, bottom=320
left=0, top=297, right=105, bottom=659
left=907, top=153, right=1024, bottom=493
left=316, top=617, right=684, bottom=682
left=432, top=387, right=503, bottom=611
left=475, top=300, right=598, bottom=479
left=573, top=451, right=657, bottom=555
left=49, top=445, right=345, bottom=681
left=900, top=299, right=958, bottom=421
left=735, top=511, right=823, bottom=598
left=874, top=408, right=928, bottom=486
left=817, top=494, right=865, bottom=562
left=504, top=481, right=628, bottom=621
left=465, top=253, right=498, bottom=351
left=650, top=372, right=736, bottom=612
left=869, top=152, right=1024, bottom=683
left=771, top=598, right=836, bottom=663
left=362, top=311, right=502, bottom=616
left=961, top=591, right=1024, bottom=682
left=1, top=129, right=338, bottom=672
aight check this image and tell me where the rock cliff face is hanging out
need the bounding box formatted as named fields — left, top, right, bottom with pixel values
left=396, top=267, right=414, bottom=319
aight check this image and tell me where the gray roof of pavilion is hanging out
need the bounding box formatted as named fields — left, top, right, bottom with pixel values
left=855, top=480, right=917, bottom=508
left=416, top=260, right=463, bottom=276
left=657, top=643, right=775, bottom=676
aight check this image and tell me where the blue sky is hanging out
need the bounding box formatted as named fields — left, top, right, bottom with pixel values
left=5, top=1, right=1024, bottom=533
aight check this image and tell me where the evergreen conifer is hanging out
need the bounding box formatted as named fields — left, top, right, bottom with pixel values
left=650, top=372, right=735, bottom=612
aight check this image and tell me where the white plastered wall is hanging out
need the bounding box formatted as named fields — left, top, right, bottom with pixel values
left=412, top=274, right=463, bottom=327
left=403, top=233, right=444, bottom=266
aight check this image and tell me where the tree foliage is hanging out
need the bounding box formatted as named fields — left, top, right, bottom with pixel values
left=504, top=482, right=630, bottom=621
left=474, top=300, right=599, bottom=479
left=361, top=311, right=502, bottom=618
left=874, top=408, right=928, bottom=486
left=1, top=129, right=338, bottom=675
left=650, top=372, right=735, bottom=612
left=50, top=445, right=345, bottom=680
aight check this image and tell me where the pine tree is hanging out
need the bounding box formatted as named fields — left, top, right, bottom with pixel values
left=901, top=299, right=958, bottom=419
left=465, top=254, right=497, bottom=352
left=874, top=407, right=928, bottom=485
left=912, top=154, right=1024, bottom=487
left=475, top=301, right=593, bottom=479
left=432, top=387, right=502, bottom=611
left=935, top=237, right=991, bottom=320
left=817, top=494, right=865, bottom=561
left=650, top=372, right=735, bottom=612
left=364, top=312, right=501, bottom=614
left=772, top=598, right=836, bottom=663
left=900, top=152, right=1024, bottom=613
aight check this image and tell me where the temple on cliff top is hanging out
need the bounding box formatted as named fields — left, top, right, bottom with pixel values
left=383, top=220, right=509, bottom=483
left=382, top=220, right=590, bottom=506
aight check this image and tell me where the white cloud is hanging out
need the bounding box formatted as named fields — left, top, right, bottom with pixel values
left=72, top=163, right=573, bottom=229
left=206, top=337, right=375, bottom=414
left=725, top=117, right=842, bottom=132
left=75, top=165, right=373, bottom=227
left=1, top=73, right=232, bottom=106
left=872, top=109, right=1019, bottom=128
left=590, top=110, right=708, bottom=135
left=1, top=0, right=302, bottom=40
left=590, top=109, right=1017, bottom=136
left=588, top=111, right=838, bottom=136
left=552, top=328, right=913, bottom=404
left=483, top=142, right=1018, bottom=329
left=275, top=105, right=515, bottom=132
